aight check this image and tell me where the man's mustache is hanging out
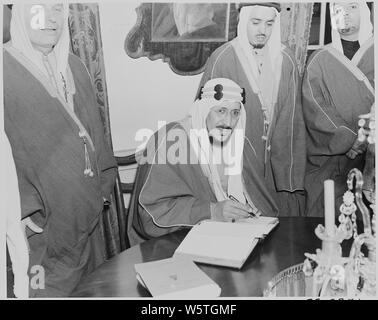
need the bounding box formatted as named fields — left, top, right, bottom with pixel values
left=216, top=126, right=232, bottom=130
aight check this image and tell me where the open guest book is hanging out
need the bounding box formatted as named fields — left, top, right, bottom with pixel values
left=135, top=257, right=221, bottom=298
left=173, top=216, right=279, bottom=269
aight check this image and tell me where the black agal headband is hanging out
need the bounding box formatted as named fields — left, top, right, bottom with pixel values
left=199, top=84, right=246, bottom=105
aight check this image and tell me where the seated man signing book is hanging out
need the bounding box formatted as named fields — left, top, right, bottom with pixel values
left=128, top=78, right=277, bottom=245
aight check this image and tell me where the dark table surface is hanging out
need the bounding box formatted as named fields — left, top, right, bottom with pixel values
left=72, top=217, right=354, bottom=297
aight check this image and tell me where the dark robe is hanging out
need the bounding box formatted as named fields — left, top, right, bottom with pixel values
left=196, top=41, right=307, bottom=216
left=127, top=119, right=278, bottom=246
left=302, top=39, right=374, bottom=217
left=4, top=49, right=117, bottom=297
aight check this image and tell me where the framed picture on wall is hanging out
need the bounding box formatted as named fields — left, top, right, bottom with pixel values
left=125, top=2, right=238, bottom=75
left=151, top=3, right=229, bottom=42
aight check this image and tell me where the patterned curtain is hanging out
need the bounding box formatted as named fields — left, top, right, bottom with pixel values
left=68, top=4, right=128, bottom=258
left=280, top=3, right=314, bottom=75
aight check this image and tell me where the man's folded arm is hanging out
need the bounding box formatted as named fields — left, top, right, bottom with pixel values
left=141, top=196, right=212, bottom=228
left=138, top=163, right=212, bottom=238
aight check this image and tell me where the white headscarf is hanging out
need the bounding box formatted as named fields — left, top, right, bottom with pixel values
left=330, top=2, right=373, bottom=53
left=9, top=3, right=74, bottom=108
left=234, top=5, right=282, bottom=122
left=189, top=78, right=247, bottom=204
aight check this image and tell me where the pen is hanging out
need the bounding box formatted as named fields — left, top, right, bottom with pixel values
left=229, top=195, right=258, bottom=218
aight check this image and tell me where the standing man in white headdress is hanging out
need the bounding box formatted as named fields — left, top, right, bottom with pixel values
left=4, top=3, right=117, bottom=296
left=197, top=3, right=306, bottom=217
left=302, top=2, right=374, bottom=217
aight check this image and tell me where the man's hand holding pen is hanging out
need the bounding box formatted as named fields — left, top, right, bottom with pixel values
left=210, top=195, right=258, bottom=223
left=229, top=195, right=261, bottom=218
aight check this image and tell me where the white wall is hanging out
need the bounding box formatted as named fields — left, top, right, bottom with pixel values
left=99, top=1, right=202, bottom=154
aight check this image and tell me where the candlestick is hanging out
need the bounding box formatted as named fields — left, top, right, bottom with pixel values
left=324, top=180, right=335, bottom=238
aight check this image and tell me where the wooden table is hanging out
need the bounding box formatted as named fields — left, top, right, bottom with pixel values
left=72, top=217, right=353, bottom=297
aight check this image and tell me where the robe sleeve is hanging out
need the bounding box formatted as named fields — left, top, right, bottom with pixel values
left=78, top=59, right=118, bottom=201
left=139, top=164, right=211, bottom=236
left=271, top=53, right=306, bottom=191
left=302, top=56, right=357, bottom=156
left=5, top=119, right=45, bottom=223
left=138, top=139, right=211, bottom=238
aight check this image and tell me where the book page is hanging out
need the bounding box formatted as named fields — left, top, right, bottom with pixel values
left=175, top=221, right=264, bottom=263
left=176, top=234, right=256, bottom=261
left=237, top=216, right=279, bottom=225
left=236, top=216, right=279, bottom=234
left=196, top=219, right=277, bottom=238
left=195, top=220, right=269, bottom=238
left=174, top=219, right=277, bottom=267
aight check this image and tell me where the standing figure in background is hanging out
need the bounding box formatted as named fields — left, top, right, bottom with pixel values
left=197, top=3, right=306, bottom=216
left=4, top=3, right=117, bottom=296
left=302, top=2, right=374, bottom=217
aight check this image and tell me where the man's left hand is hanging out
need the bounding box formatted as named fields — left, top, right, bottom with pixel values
left=346, top=138, right=367, bottom=159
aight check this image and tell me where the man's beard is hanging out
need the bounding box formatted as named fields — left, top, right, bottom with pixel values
left=252, top=43, right=265, bottom=49
left=338, top=24, right=358, bottom=35
left=340, top=27, right=351, bottom=34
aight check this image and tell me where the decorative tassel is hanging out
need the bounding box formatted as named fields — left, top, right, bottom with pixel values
left=60, top=72, right=68, bottom=103
left=79, top=132, right=94, bottom=177
left=261, top=111, right=270, bottom=142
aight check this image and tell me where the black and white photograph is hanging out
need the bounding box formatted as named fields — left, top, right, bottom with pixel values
left=1, top=0, right=376, bottom=305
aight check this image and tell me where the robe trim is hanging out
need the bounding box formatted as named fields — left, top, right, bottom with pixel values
left=282, top=49, right=297, bottom=191
left=139, top=123, right=196, bottom=229
left=324, top=46, right=374, bottom=96
left=306, top=51, right=358, bottom=136
left=244, top=137, right=257, bottom=157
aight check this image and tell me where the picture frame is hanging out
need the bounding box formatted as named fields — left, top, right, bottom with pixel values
left=125, top=2, right=238, bottom=76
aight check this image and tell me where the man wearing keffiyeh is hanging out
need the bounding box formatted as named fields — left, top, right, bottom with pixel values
left=128, top=78, right=277, bottom=245
left=302, top=2, right=374, bottom=217
left=197, top=3, right=306, bottom=217
left=4, top=3, right=117, bottom=297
